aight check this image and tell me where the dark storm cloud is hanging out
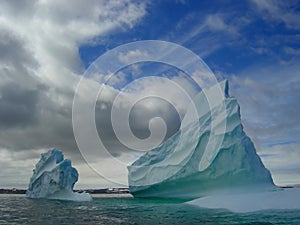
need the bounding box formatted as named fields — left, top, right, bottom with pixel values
left=0, top=30, right=77, bottom=154
left=0, top=83, right=41, bottom=127
left=0, top=0, right=148, bottom=158
left=0, top=31, right=38, bottom=76
left=1, top=0, right=37, bottom=18
left=129, top=97, right=181, bottom=140
left=94, top=96, right=181, bottom=158
left=0, top=26, right=83, bottom=161
left=0, top=28, right=43, bottom=129
left=0, top=82, right=87, bottom=165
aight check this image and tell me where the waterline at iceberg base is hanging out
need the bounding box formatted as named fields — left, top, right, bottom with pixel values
left=128, top=80, right=275, bottom=199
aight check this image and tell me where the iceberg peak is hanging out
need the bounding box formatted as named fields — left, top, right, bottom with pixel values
left=219, top=79, right=229, bottom=97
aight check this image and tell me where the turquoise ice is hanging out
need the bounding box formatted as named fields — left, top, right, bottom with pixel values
left=26, top=149, right=91, bottom=201
left=128, top=80, right=275, bottom=199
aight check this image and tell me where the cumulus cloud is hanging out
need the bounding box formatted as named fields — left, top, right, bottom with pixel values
left=0, top=0, right=148, bottom=188
left=0, top=0, right=203, bottom=188
left=83, top=66, right=200, bottom=158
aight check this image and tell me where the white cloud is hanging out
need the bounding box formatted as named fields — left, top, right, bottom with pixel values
left=120, top=74, right=198, bottom=116
left=250, top=0, right=278, bottom=13
left=204, top=14, right=237, bottom=35
left=0, top=0, right=148, bottom=188
left=166, top=12, right=243, bottom=58
left=250, top=0, right=300, bottom=29
left=191, top=70, right=216, bottom=88
left=0, top=0, right=147, bottom=85
left=118, top=49, right=150, bottom=64
left=0, top=0, right=208, bottom=188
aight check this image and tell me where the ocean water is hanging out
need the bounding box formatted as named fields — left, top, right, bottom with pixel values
left=1, top=194, right=300, bottom=225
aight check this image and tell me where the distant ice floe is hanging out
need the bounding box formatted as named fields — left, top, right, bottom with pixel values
left=188, top=188, right=300, bottom=213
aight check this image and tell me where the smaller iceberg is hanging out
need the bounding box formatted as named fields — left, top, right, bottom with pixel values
left=26, top=149, right=92, bottom=201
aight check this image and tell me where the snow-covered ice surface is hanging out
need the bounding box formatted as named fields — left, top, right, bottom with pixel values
left=187, top=188, right=300, bottom=213
left=128, top=80, right=275, bottom=199
left=26, top=149, right=92, bottom=201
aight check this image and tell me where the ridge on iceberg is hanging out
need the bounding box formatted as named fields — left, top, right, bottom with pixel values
left=128, top=80, right=275, bottom=199
left=26, top=149, right=92, bottom=201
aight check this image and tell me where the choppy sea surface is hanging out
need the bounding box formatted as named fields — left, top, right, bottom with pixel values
left=1, top=194, right=300, bottom=225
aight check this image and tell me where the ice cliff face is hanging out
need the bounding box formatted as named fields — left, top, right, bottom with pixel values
left=26, top=149, right=92, bottom=201
left=128, top=80, right=275, bottom=199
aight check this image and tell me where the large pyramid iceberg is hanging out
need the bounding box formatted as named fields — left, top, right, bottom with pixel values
left=128, top=80, right=275, bottom=199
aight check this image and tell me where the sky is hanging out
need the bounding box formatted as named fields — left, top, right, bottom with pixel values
left=0, top=0, right=299, bottom=189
